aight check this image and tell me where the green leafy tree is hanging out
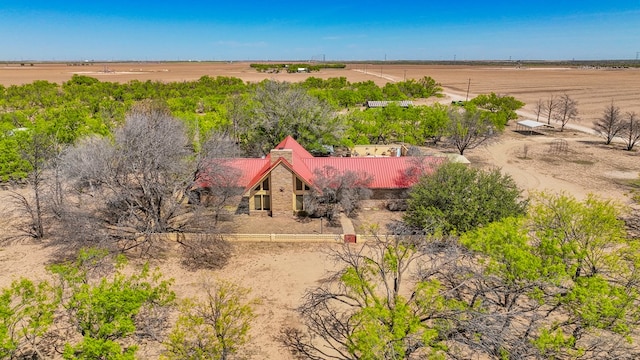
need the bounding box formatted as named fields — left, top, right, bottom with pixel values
left=350, top=80, right=384, bottom=105
left=0, top=279, right=58, bottom=359
left=439, top=193, right=640, bottom=359
left=49, top=248, right=175, bottom=360
left=281, top=236, right=452, bottom=360
left=381, top=83, right=408, bottom=100
left=396, top=76, right=443, bottom=99
left=468, top=92, right=524, bottom=126
left=404, top=162, right=527, bottom=234
left=0, top=135, right=30, bottom=181
left=412, top=103, right=450, bottom=145
left=163, top=281, right=255, bottom=360
left=344, top=109, right=385, bottom=145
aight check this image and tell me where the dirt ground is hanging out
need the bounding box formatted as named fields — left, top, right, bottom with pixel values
left=1, top=63, right=640, bottom=358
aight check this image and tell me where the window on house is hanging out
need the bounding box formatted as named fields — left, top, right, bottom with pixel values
left=253, top=178, right=271, bottom=211
left=254, top=194, right=271, bottom=210
left=296, top=177, right=311, bottom=191
left=295, top=195, right=304, bottom=211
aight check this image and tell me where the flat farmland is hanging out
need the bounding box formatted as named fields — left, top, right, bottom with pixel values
left=3, top=61, right=640, bottom=123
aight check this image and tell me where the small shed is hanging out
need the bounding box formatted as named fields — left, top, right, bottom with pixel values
left=516, top=120, right=550, bottom=134
left=366, top=100, right=413, bottom=108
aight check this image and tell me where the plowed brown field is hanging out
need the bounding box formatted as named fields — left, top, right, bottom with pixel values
left=3, top=61, right=640, bottom=123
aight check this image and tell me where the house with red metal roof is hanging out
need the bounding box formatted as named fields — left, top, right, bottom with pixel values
left=197, top=136, right=445, bottom=217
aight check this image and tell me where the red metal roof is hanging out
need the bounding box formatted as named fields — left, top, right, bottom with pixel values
left=273, top=135, right=314, bottom=158
left=213, top=158, right=269, bottom=187
left=303, top=157, right=445, bottom=189
left=195, top=137, right=446, bottom=191
left=241, top=155, right=315, bottom=194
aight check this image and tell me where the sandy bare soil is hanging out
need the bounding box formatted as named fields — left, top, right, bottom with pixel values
left=1, top=63, right=640, bottom=358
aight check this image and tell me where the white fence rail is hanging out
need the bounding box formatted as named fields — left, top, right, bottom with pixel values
left=221, top=233, right=344, bottom=243
left=168, top=233, right=401, bottom=244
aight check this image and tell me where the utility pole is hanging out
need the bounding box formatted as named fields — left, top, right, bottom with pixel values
left=465, top=78, right=471, bottom=101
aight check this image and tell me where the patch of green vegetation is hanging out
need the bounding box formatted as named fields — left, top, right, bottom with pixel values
left=626, top=177, right=640, bottom=203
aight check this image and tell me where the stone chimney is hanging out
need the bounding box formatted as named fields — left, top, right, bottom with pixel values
left=270, top=148, right=293, bottom=165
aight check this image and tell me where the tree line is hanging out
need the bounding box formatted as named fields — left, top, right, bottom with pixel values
left=1, top=74, right=525, bottom=180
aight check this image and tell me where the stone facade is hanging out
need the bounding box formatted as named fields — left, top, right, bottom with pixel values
left=246, top=149, right=297, bottom=217
left=270, top=149, right=293, bottom=164
left=269, top=164, right=295, bottom=217
left=269, top=149, right=295, bottom=217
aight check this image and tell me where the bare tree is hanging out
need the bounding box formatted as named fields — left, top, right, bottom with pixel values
left=304, top=166, right=373, bottom=222
left=177, top=233, right=233, bottom=270
left=59, top=101, right=193, bottom=255
left=232, top=81, right=341, bottom=156
left=446, top=106, right=497, bottom=155
left=542, top=94, right=560, bottom=125
left=534, top=98, right=545, bottom=122
left=594, top=101, right=624, bottom=145
left=622, top=111, right=640, bottom=151
left=554, top=93, right=579, bottom=131
left=191, top=132, right=245, bottom=226
left=3, top=131, right=59, bottom=241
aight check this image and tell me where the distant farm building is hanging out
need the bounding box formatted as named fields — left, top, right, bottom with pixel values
left=366, top=100, right=413, bottom=108
left=351, top=144, right=408, bottom=157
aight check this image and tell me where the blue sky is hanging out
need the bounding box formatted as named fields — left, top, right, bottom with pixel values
left=1, top=1, right=638, bottom=61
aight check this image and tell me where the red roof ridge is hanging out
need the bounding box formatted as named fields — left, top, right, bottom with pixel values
left=243, top=155, right=314, bottom=194
left=273, top=136, right=313, bottom=158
